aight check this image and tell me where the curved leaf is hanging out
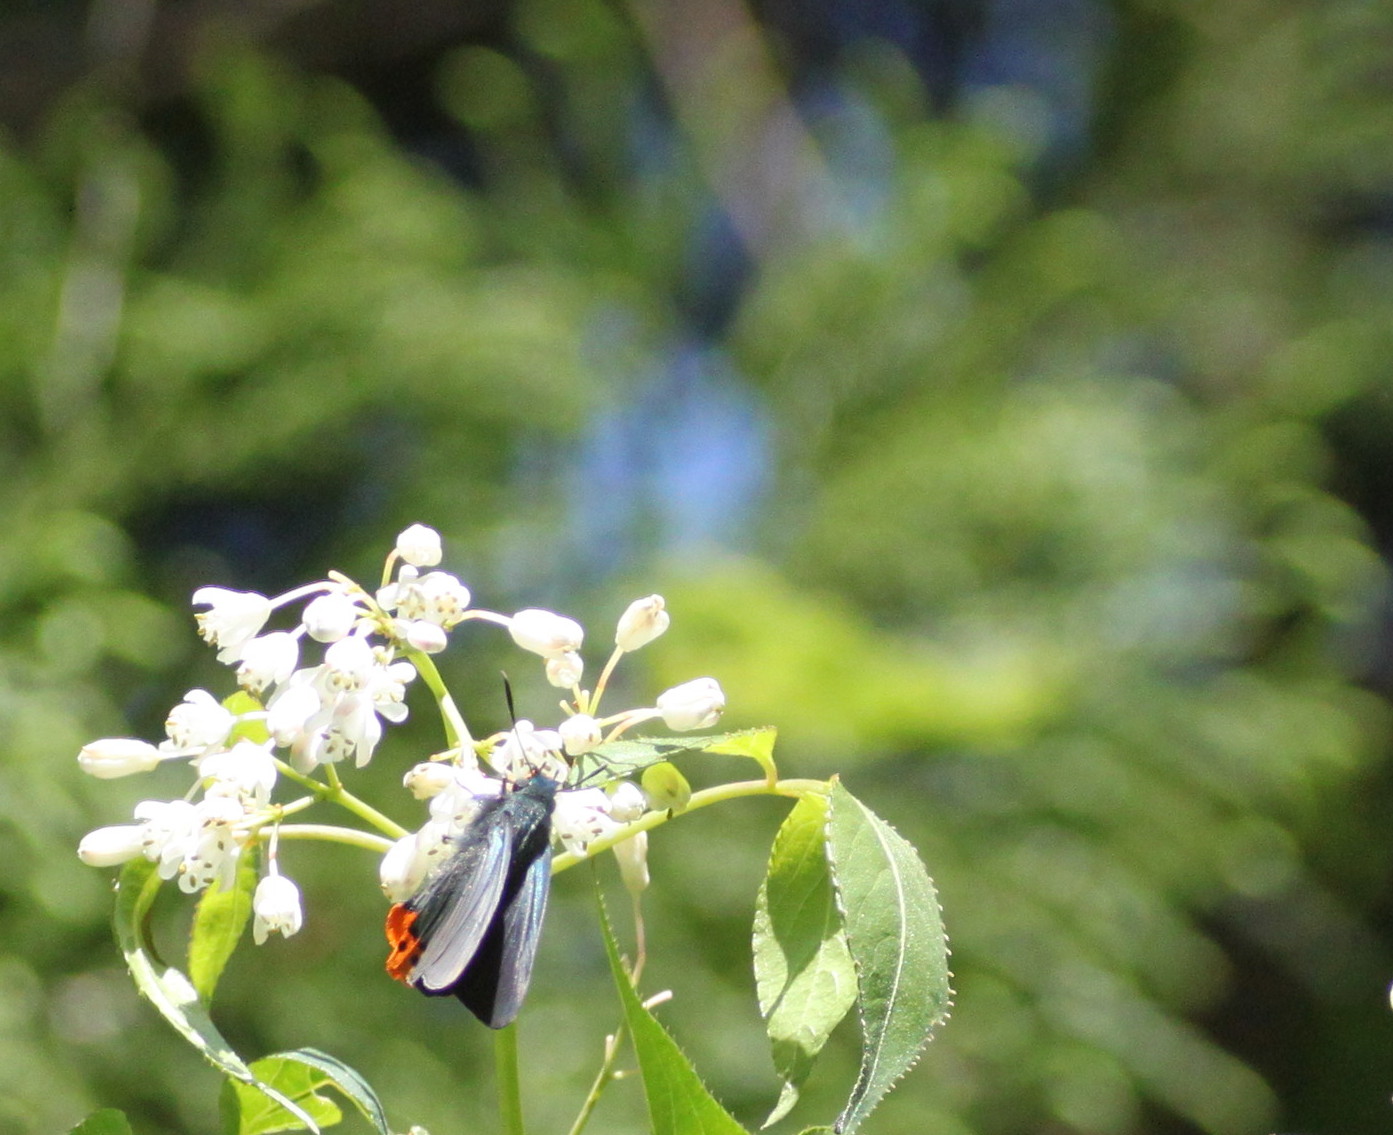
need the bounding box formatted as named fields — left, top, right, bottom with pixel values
left=753, top=793, right=856, bottom=1128
left=114, top=859, right=319, bottom=1133
left=577, top=727, right=778, bottom=781
left=270, top=1049, right=392, bottom=1135
left=598, top=889, right=748, bottom=1135
left=221, top=1057, right=341, bottom=1135
left=68, top=1110, right=133, bottom=1135
left=825, top=782, right=951, bottom=1135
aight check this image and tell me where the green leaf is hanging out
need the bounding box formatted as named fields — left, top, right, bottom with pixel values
left=597, top=888, right=748, bottom=1135
left=577, top=727, right=778, bottom=781
left=270, top=1049, right=392, bottom=1135
left=68, top=1110, right=134, bottom=1135
left=190, top=848, right=258, bottom=1002
left=753, top=793, right=857, bottom=1128
left=114, top=859, right=320, bottom=1134
left=221, top=1057, right=342, bottom=1135
left=704, top=727, right=778, bottom=782
left=224, top=692, right=271, bottom=744
left=825, top=782, right=952, bottom=1135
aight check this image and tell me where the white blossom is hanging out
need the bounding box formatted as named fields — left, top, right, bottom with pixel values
left=379, top=832, right=425, bottom=901
left=545, top=651, right=584, bottom=688
left=252, top=873, right=304, bottom=944
left=161, top=689, right=236, bottom=755
left=615, top=595, right=669, bottom=652
left=192, top=588, right=272, bottom=662
left=78, top=739, right=163, bottom=779
left=395, top=524, right=443, bottom=568
left=558, top=714, right=603, bottom=756
left=402, top=620, right=448, bottom=654
left=236, top=631, right=300, bottom=695
left=608, top=780, right=648, bottom=821
left=656, top=677, right=726, bottom=731
left=302, top=592, right=359, bottom=643
left=508, top=608, right=584, bottom=658
left=199, top=740, right=277, bottom=809
left=491, top=720, right=567, bottom=783
left=403, top=761, right=457, bottom=800
left=552, top=787, right=617, bottom=855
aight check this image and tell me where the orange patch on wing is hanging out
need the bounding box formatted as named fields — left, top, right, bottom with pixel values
left=385, top=903, right=422, bottom=983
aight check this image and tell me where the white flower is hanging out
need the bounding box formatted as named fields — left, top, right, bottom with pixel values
left=252, top=873, right=304, bottom=944
left=608, top=780, right=648, bottom=821
left=613, top=830, right=650, bottom=894
left=77, top=739, right=163, bottom=779
left=429, top=768, right=502, bottom=833
left=266, top=674, right=323, bottom=747
left=379, top=833, right=425, bottom=901
left=552, top=788, right=617, bottom=855
left=236, top=631, right=300, bottom=695
left=656, top=677, right=726, bottom=731
left=78, top=824, right=147, bottom=866
left=380, top=570, right=470, bottom=630
left=396, top=524, right=443, bottom=568
left=192, top=588, right=273, bottom=662
left=508, top=608, right=584, bottom=658
left=323, top=635, right=378, bottom=691
left=615, top=595, right=669, bottom=652
left=176, top=797, right=245, bottom=893
left=545, top=651, right=584, bottom=688
left=161, top=689, right=236, bottom=755
left=491, top=720, right=567, bottom=783
left=403, top=761, right=457, bottom=800
left=133, top=799, right=200, bottom=878
left=302, top=592, right=359, bottom=643
left=558, top=714, right=603, bottom=756
left=402, top=620, right=448, bottom=653
left=199, top=740, right=277, bottom=808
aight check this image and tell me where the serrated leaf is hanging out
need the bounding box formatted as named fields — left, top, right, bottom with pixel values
left=598, top=887, right=748, bottom=1135
left=753, top=793, right=856, bottom=1128
left=271, top=1049, right=392, bottom=1135
left=221, top=1057, right=342, bottom=1135
left=576, top=727, right=778, bottom=781
left=114, top=859, right=320, bottom=1134
left=68, top=1109, right=134, bottom=1135
left=190, top=849, right=258, bottom=1002
left=825, top=782, right=951, bottom=1135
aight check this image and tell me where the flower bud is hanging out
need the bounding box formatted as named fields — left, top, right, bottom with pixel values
left=559, top=714, right=603, bottom=756
left=404, top=620, right=449, bottom=654
left=252, top=873, right=304, bottom=944
left=396, top=524, right=443, bottom=567
left=615, top=595, right=669, bottom=652
left=379, top=833, right=424, bottom=901
left=78, top=739, right=163, bottom=779
left=656, top=677, right=726, bottom=731
left=78, top=824, right=147, bottom=866
left=303, top=592, right=359, bottom=642
left=404, top=761, right=457, bottom=800
left=613, top=830, right=650, bottom=894
left=608, top=780, right=648, bottom=821
left=545, top=651, right=584, bottom=688
left=509, top=608, right=584, bottom=658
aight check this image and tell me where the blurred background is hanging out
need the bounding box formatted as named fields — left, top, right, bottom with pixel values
left=3, top=1, right=1393, bottom=1133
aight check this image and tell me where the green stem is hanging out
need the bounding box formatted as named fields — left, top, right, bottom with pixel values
left=494, top=1023, right=526, bottom=1135
left=405, top=646, right=472, bottom=749
left=271, top=823, right=395, bottom=854
left=321, top=763, right=410, bottom=839
left=552, top=777, right=829, bottom=873
left=566, top=1023, right=626, bottom=1135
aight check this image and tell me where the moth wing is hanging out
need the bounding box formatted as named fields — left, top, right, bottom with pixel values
left=486, top=841, right=553, bottom=1028
left=411, top=820, right=512, bottom=992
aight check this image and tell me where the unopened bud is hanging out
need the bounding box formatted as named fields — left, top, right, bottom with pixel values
left=78, top=739, right=163, bottom=779
left=655, top=677, right=725, bottom=731
left=615, top=595, right=669, bottom=652
left=396, top=524, right=443, bottom=568
left=509, top=608, right=584, bottom=658
left=546, top=651, right=584, bottom=688
left=559, top=714, right=603, bottom=756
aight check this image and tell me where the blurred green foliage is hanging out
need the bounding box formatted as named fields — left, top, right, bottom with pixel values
left=3, top=1, right=1393, bottom=1134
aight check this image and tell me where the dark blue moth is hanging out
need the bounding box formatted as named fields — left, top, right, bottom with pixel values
left=386, top=772, right=561, bottom=1028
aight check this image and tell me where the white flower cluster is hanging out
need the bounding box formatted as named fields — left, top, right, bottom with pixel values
left=76, top=524, right=727, bottom=944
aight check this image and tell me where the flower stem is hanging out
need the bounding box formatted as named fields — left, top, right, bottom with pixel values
left=494, top=1023, right=527, bottom=1135
left=566, top=1023, right=626, bottom=1135
left=552, top=777, right=829, bottom=873
left=271, top=824, right=395, bottom=854
left=321, top=763, right=410, bottom=839
left=405, top=646, right=472, bottom=749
